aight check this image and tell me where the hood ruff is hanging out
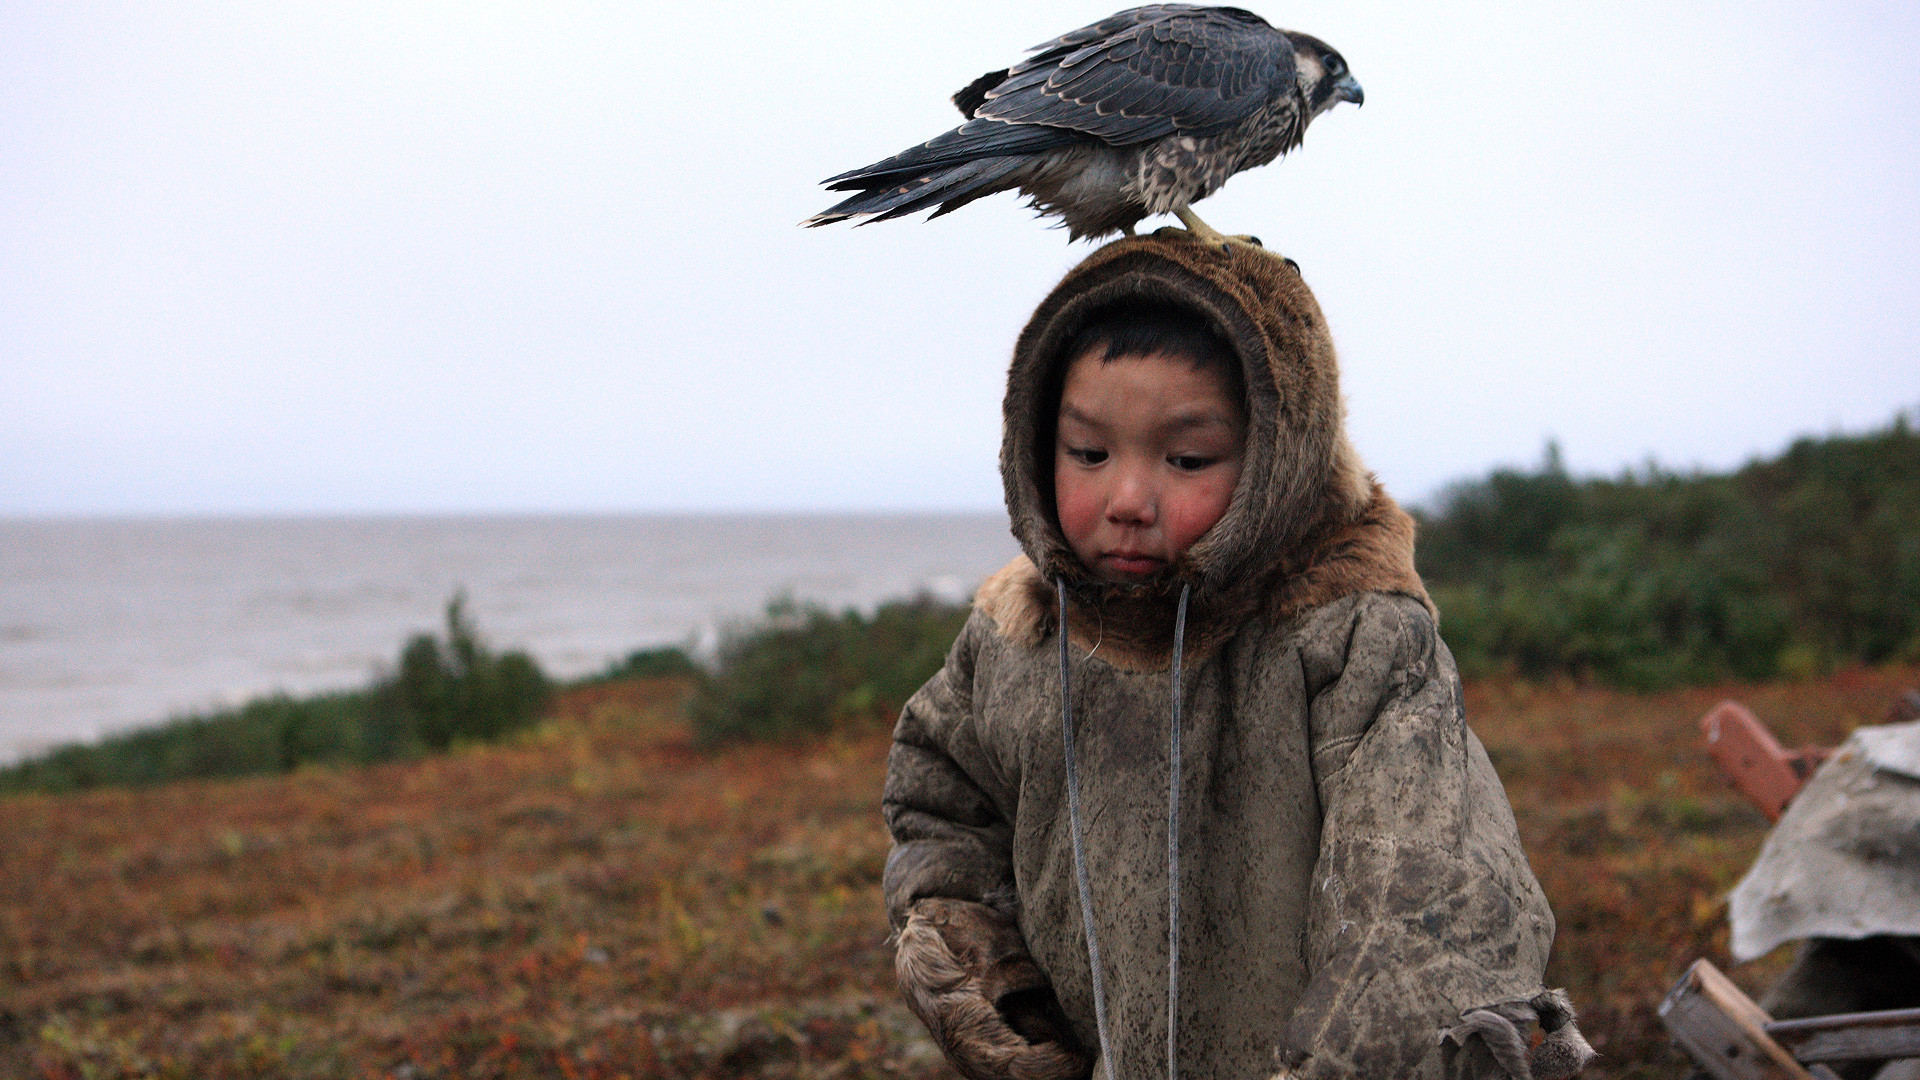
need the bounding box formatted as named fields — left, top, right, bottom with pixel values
left=997, top=235, right=1426, bottom=671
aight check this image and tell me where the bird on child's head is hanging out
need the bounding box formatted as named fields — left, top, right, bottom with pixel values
left=806, top=5, right=1362, bottom=250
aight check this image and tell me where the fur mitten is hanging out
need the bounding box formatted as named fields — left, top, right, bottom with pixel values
left=1441, top=989, right=1596, bottom=1080
left=895, top=897, right=1092, bottom=1080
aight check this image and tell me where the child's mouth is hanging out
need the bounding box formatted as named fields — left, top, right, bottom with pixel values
left=1100, top=552, right=1165, bottom=576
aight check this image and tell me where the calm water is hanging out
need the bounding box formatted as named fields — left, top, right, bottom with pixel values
left=0, top=514, right=1020, bottom=764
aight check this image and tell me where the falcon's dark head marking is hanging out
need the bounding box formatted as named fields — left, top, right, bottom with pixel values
left=807, top=5, right=1363, bottom=241
left=1289, top=33, right=1364, bottom=116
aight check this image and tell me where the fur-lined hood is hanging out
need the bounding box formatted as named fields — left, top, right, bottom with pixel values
left=986, top=235, right=1429, bottom=667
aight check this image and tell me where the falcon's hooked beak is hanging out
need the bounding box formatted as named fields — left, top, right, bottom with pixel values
left=1334, top=73, right=1364, bottom=107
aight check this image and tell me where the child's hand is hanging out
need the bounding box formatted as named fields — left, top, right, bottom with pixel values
left=896, top=897, right=1092, bottom=1080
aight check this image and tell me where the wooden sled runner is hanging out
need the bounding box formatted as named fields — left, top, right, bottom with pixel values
left=1659, top=959, right=1920, bottom=1080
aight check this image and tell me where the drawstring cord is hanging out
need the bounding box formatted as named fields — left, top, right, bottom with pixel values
left=1058, top=577, right=1192, bottom=1080
left=1167, top=581, right=1189, bottom=1080
left=1058, top=577, right=1115, bottom=1080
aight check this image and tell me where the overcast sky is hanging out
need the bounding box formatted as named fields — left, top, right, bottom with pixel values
left=4, top=0, right=1916, bottom=516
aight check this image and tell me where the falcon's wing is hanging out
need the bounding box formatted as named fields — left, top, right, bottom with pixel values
left=1019, top=5, right=1199, bottom=67
left=951, top=7, right=1182, bottom=119
left=971, top=6, right=1296, bottom=146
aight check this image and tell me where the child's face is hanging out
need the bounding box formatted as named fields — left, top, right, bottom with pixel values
left=1054, top=348, right=1245, bottom=582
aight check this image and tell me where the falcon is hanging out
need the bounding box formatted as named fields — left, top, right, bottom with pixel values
left=805, top=5, right=1362, bottom=245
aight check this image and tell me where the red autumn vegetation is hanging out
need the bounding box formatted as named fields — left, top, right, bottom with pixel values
left=4, top=665, right=1916, bottom=1080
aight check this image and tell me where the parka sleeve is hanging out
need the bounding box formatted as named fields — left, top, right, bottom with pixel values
left=881, top=611, right=1019, bottom=929
left=1278, top=594, right=1583, bottom=1080
left=882, top=614, right=1094, bottom=1080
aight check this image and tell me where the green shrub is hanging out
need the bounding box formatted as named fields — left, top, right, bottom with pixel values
left=1418, top=411, right=1920, bottom=688
left=590, top=644, right=702, bottom=682
left=0, top=690, right=373, bottom=794
left=688, top=595, right=970, bottom=746
left=364, top=593, right=552, bottom=752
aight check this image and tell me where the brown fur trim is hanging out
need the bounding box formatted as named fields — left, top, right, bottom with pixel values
left=976, top=555, right=1239, bottom=672
left=977, top=483, right=1431, bottom=666
left=896, top=899, right=1091, bottom=1080
left=1265, top=481, right=1435, bottom=626
left=974, top=556, right=1052, bottom=649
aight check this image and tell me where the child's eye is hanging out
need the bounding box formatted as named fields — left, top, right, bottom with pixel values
left=1066, top=447, right=1108, bottom=466
left=1170, top=455, right=1219, bottom=471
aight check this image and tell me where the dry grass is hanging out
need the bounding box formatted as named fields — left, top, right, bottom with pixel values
left=1, top=681, right=919, bottom=1080
left=4, top=665, right=1915, bottom=1079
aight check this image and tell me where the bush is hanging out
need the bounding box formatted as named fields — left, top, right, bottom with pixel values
left=1418, top=411, right=1920, bottom=687
left=364, top=593, right=552, bottom=752
left=589, top=644, right=702, bottom=683
left=0, top=690, right=373, bottom=794
left=688, top=595, right=970, bottom=746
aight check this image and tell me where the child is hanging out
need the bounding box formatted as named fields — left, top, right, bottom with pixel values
left=882, top=237, right=1591, bottom=1080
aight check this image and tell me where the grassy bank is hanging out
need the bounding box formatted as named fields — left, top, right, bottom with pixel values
left=5, top=662, right=1917, bottom=1078
left=1, top=596, right=551, bottom=795
left=1, top=677, right=925, bottom=1080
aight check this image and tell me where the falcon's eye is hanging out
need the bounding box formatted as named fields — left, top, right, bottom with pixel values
left=1324, top=56, right=1344, bottom=76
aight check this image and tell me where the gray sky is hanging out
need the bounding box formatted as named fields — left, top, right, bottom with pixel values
left=4, top=0, right=1917, bottom=515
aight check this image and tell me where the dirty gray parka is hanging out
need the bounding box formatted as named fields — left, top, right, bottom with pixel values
left=882, top=237, right=1584, bottom=1080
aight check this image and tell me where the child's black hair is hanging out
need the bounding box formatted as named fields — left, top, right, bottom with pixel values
left=1063, top=301, right=1246, bottom=417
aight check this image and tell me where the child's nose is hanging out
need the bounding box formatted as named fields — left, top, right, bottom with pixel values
left=1106, top=469, right=1156, bottom=525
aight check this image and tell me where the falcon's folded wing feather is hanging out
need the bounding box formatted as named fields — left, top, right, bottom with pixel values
left=970, top=8, right=1296, bottom=146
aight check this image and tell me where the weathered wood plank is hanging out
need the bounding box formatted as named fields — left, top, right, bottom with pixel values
left=1659, top=959, right=1818, bottom=1080
left=1768, top=1007, right=1920, bottom=1037
left=1782, top=1026, right=1920, bottom=1064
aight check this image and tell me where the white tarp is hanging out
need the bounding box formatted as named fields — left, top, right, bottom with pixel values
left=1729, top=719, right=1920, bottom=961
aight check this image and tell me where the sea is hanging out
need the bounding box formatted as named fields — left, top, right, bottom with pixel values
left=0, top=514, right=1021, bottom=765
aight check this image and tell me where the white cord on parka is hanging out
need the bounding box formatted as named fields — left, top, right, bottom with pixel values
left=1057, top=577, right=1192, bottom=1080
left=1166, top=581, right=1190, bottom=1080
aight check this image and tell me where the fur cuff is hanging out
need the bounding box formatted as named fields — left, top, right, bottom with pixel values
left=1440, top=989, right=1596, bottom=1080
left=896, top=897, right=1091, bottom=1080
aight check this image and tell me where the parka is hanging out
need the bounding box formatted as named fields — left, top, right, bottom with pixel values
left=882, top=236, right=1590, bottom=1080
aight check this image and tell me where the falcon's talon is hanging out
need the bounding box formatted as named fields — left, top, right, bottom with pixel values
left=1171, top=206, right=1230, bottom=246
left=1152, top=223, right=1264, bottom=255
left=1167, top=208, right=1264, bottom=254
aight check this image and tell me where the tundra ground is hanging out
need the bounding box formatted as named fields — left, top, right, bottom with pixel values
left=5, top=666, right=1914, bottom=1079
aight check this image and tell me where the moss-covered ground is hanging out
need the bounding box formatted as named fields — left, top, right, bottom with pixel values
left=5, top=665, right=1915, bottom=1079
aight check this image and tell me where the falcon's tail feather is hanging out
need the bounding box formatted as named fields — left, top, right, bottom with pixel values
left=821, top=119, right=1075, bottom=189
left=805, top=156, right=1031, bottom=228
